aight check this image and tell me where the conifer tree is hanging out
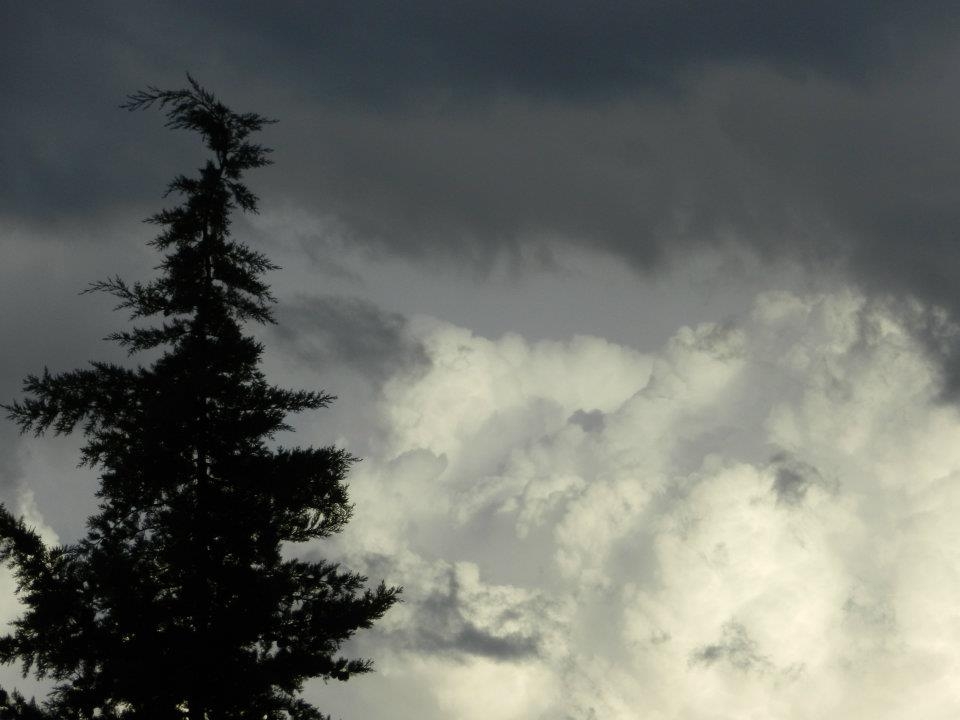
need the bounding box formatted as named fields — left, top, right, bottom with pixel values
left=0, top=78, right=399, bottom=720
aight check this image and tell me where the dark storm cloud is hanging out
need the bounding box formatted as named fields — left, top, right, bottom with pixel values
left=5, top=0, right=958, bottom=221
left=8, top=2, right=960, bottom=384
left=272, top=295, right=428, bottom=381
left=149, top=0, right=960, bottom=105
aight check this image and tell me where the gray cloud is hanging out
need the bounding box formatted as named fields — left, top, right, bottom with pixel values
left=568, top=409, right=605, bottom=434
left=769, top=454, right=838, bottom=506
left=774, top=467, right=813, bottom=506
left=0, top=428, right=23, bottom=500
left=9, top=2, right=953, bottom=120
left=355, top=555, right=552, bottom=662
left=272, top=295, right=429, bottom=382
left=0, top=223, right=149, bottom=502
left=413, top=588, right=540, bottom=660
left=690, top=621, right=773, bottom=673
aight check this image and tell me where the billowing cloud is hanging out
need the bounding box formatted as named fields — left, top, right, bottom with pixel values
left=301, top=289, right=960, bottom=719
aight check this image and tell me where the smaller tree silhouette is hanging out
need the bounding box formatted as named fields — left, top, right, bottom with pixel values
left=0, top=77, right=399, bottom=720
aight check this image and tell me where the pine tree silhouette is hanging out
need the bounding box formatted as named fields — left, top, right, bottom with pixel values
left=0, top=77, right=399, bottom=720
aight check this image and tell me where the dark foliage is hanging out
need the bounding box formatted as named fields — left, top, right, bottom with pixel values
left=0, top=77, right=399, bottom=720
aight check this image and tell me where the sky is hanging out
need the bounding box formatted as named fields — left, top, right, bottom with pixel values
left=4, top=2, right=960, bottom=717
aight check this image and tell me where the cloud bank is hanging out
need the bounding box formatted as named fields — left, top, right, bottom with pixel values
left=7, top=3, right=960, bottom=341
left=302, top=290, right=960, bottom=719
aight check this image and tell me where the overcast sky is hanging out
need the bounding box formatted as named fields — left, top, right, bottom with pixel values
left=5, top=3, right=960, bottom=718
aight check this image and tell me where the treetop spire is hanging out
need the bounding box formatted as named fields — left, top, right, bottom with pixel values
left=0, top=77, right=399, bottom=720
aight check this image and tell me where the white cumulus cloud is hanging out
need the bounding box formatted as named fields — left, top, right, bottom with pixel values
left=309, top=289, right=960, bottom=720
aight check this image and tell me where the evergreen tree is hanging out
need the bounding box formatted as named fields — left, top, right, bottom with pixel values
left=0, top=78, right=399, bottom=720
